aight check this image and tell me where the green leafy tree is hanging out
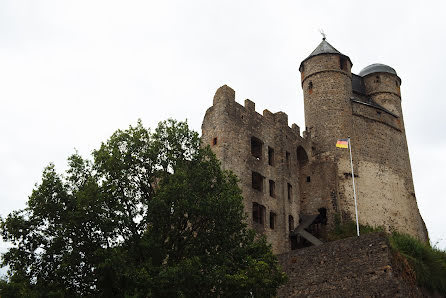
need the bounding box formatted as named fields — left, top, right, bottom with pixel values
left=1, top=119, right=286, bottom=297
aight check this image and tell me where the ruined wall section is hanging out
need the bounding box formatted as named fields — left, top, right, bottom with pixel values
left=202, top=85, right=312, bottom=253
left=299, top=156, right=341, bottom=231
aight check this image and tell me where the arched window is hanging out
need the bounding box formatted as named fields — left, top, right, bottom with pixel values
left=296, top=146, right=309, bottom=166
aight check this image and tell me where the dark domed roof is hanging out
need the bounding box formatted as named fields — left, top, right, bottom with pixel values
left=359, top=63, right=397, bottom=77
left=299, top=39, right=352, bottom=71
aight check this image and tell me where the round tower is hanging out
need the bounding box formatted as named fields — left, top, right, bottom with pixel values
left=359, top=63, right=402, bottom=117
left=299, top=38, right=353, bottom=154
left=358, top=63, right=411, bottom=175
left=355, top=63, right=428, bottom=242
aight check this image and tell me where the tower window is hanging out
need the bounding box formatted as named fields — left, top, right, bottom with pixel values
left=212, top=137, right=218, bottom=145
left=268, top=147, right=275, bottom=166
left=375, top=75, right=381, bottom=83
left=253, top=202, right=265, bottom=224
left=340, top=57, right=347, bottom=70
left=289, top=215, right=294, bottom=231
left=270, top=212, right=276, bottom=229
left=287, top=183, right=292, bottom=201
left=306, top=176, right=311, bottom=182
left=251, top=137, right=263, bottom=160
left=308, top=81, right=313, bottom=94
left=252, top=172, right=264, bottom=191
left=286, top=151, right=290, bottom=168
left=269, top=180, right=276, bottom=197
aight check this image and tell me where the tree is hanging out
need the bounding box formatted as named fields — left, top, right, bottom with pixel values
left=1, top=119, right=286, bottom=297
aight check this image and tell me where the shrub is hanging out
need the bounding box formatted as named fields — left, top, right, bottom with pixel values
left=389, top=232, right=446, bottom=295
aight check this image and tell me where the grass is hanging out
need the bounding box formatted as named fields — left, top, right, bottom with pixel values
left=325, top=213, right=383, bottom=241
left=389, top=232, right=446, bottom=295
left=325, top=215, right=446, bottom=295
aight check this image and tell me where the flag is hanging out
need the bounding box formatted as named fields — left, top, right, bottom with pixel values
left=336, top=138, right=348, bottom=149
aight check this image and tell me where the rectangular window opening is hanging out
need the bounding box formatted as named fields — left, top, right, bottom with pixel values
left=253, top=202, right=265, bottom=225
left=306, top=176, right=311, bottom=183
left=251, top=137, right=263, bottom=160
left=268, top=147, right=275, bottom=166
left=287, top=183, right=292, bottom=201
left=269, top=180, right=275, bottom=197
left=270, top=212, right=276, bottom=229
left=212, top=137, right=218, bottom=145
left=252, top=172, right=263, bottom=192
left=286, top=151, right=290, bottom=168
left=340, top=57, right=347, bottom=70
left=289, top=215, right=294, bottom=231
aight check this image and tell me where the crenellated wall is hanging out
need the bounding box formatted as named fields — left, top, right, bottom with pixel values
left=202, top=85, right=311, bottom=253
left=201, top=40, right=428, bottom=252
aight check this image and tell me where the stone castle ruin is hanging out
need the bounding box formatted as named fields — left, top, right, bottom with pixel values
left=201, top=38, right=428, bottom=253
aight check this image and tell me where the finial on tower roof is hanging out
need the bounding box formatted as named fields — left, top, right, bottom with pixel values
left=319, top=29, right=326, bottom=40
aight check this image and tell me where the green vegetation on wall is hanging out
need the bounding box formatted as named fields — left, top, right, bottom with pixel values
left=327, top=215, right=446, bottom=295
left=389, top=232, right=446, bottom=295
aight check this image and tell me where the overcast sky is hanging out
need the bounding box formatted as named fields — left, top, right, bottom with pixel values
left=1, top=1, right=445, bottom=275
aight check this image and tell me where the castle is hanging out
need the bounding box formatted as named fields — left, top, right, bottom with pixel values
left=201, top=38, right=428, bottom=253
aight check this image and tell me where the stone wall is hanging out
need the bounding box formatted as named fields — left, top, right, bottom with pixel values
left=347, top=98, right=428, bottom=242
left=202, top=85, right=312, bottom=253
left=277, top=233, right=423, bottom=297
left=299, top=49, right=428, bottom=242
left=299, top=157, right=340, bottom=230
left=201, top=40, right=429, bottom=251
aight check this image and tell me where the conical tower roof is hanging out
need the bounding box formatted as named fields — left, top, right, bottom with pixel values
left=299, top=39, right=352, bottom=71
left=308, top=39, right=342, bottom=57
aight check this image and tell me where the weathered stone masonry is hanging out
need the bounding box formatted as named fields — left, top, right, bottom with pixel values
left=277, top=233, right=422, bottom=297
left=201, top=38, right=428, bottom=254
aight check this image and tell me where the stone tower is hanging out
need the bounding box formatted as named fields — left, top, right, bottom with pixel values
left=201, top=38, right=428, bottom=253
left=299, top=38, right=353, bottom=155
left=299, top=39, right=428, bottom=242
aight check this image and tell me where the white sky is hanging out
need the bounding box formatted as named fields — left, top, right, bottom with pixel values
left=1, top=1, right=445, bottom=275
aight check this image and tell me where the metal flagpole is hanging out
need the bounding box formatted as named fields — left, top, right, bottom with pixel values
left=348, top=137, right=360, bottom=237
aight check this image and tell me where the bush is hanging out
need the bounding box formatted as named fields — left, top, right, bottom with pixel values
left=389, top=232, right=446, bottom=295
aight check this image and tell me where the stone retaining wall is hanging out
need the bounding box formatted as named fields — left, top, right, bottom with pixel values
left=277, top=233, right=423, bottom=297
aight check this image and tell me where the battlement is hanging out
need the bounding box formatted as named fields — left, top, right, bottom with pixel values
left=202, top=39, right=428, bottom=254
left=211, top=85, right=304, bottom=139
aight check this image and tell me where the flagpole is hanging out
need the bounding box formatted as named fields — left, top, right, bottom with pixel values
left=348, top=137, right=360, bottom=237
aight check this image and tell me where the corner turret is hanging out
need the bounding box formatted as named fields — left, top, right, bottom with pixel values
left=360, top=63, right=402, bottom=116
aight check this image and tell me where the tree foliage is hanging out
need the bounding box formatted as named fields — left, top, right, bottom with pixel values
left=0, top=119, right=286, bottom=297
